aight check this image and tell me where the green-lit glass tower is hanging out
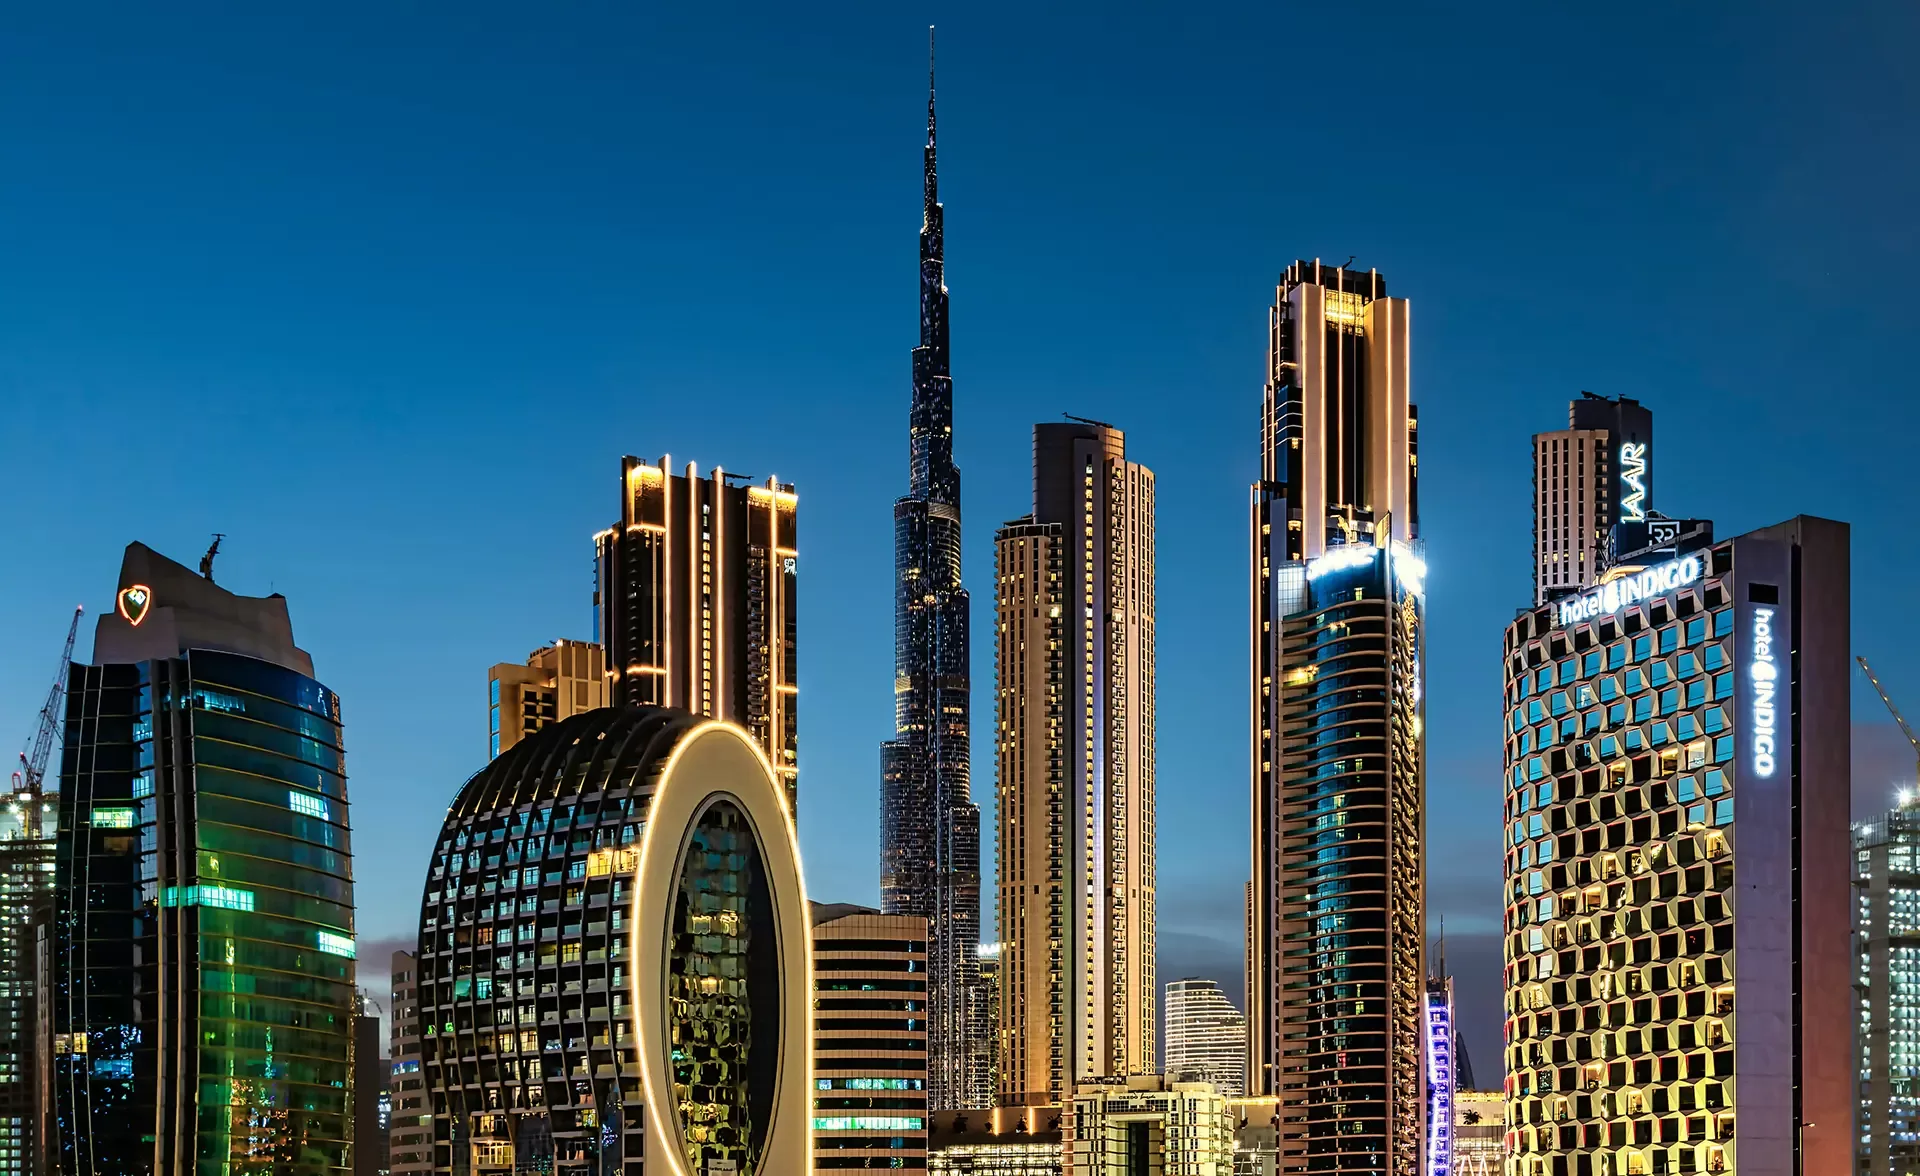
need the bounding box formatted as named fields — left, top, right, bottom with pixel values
left=52, top=543, right=356, bottom=1175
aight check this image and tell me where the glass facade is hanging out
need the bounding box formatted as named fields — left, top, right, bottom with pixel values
left=1502, top=555, right=1738, bottom=1175
left=1259, top=545, right=1425, bottom=1173
left=54, top=648, right=355, bottom=1175
left=879, top=39, right=985, bottom=1113
left=1856, top=805, right=1920, bottom=1176
left=0, top=784, right=56, bottom=1174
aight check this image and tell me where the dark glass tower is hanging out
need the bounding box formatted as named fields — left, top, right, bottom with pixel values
left=879, top=30, right=982, bottom=1111
left=1248, top=261, right=1425, bottom=1175
left=53, top=543, right=356, bottom=1175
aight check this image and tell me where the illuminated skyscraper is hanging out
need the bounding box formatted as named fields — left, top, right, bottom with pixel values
left=1247, top=260, right=1425, bottom=1174
left=0, top=779, right=55, bottom=1174
left=1532, top=393, right=1654, bottom=605
left=594, top=455, right=798, bottom=805
left=1164, top=979, right=1246, bottom=1097
left=53, top=543, right=357, bottom=1173
left=1856, top=798, right=1920, bottom=1176
left=487, top=640, right=607, bottom=760
left=1501, top=516, right=1853, bottom=1176
left=880, top=30, right=984, bottom=1111
left=996, top=419, right=1157, bottom=1105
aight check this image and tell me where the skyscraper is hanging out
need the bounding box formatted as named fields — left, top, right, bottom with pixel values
left=594, top=455, right=798, bottom=804
left=996, top=419, right=1157, bottom=1105
left=1532, top=392, right=1654, bottom=605
left=1501, top=516, right=1853, bottom=1176
left=1163, top=979, right=1246, bottom=1097
left=53, top=542, right=357, bottom=1173
left=1247, top=260, right=1425, bottom=1174
left=880, top=30, right=983, bottom=1112
left=0, top=779, right=55, bottom=1175
left=1855, top=798, right=1920, bottom=1176
left=487, top=640, right=607, bottom=760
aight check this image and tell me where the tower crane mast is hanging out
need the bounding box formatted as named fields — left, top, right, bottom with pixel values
left=13, top=606, right=83, bottom=801
left=1858, top=656, right=1920, bottom=781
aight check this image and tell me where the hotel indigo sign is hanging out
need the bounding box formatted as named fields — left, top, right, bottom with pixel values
left=1555, top=554, right=1703, bottom=628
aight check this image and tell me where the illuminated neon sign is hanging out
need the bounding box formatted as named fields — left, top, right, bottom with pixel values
left=1424, top=994, right=1454, bottom=1176
left=1619, top=442, right=1648, bottom=522
left=118, top=585, right=152, bottom=627
left=1750, top=605, right=1778, bottom=778
left=1304, top=541, right=1427, bottom=598
left=1555, top=554, right=1702, bottom=627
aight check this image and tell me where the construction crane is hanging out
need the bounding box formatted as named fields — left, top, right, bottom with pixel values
left=1858, top=656, right=1920, bottom=786
left=13, top=606, right=83, bottom=804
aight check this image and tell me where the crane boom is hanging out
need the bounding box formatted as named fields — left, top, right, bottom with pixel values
left=1858, top=656, right=1920, bottom=758
left=15, top=606, right=83, bottom=794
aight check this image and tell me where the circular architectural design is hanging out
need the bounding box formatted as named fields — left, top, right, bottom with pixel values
left=632, top=720, right=810, bottom=1176
left=412, top=708, right=805, bottom=1176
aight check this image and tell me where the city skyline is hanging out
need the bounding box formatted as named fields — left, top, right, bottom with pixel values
left=3, top=3, right=1919, bottom=1088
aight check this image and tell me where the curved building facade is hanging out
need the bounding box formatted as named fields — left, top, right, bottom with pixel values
left=413, top=708, right=808, bottom=1176
left=54, top=543, right=357, bottom=1175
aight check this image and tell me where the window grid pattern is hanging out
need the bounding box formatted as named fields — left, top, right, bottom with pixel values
left=1502, top=574, right=1738, bottom=1176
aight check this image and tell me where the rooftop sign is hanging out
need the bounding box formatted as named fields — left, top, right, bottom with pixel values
left=1555, top=554, right=1703, bottom=628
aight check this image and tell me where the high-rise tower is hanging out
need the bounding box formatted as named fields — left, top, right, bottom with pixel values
left=1248, top=260, right=1426, bottom=1174
left=995, top=420, right=1157, bottom=1105
left=879, top=29, right=982, bottom=1112
left=1501, top=517, right=1853, bottom=1176
left=53, top=543, right=357, bottom=1173
left=1532, top=393, right=1654, bottom=605
left=594, top=456, right=799, bottom=805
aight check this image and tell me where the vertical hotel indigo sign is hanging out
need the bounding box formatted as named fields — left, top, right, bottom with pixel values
left=1749, top=602, right=1779, bottom=778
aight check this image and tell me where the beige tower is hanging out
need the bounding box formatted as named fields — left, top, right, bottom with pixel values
left=594, top=455, right=799, bottom=805
left=486, top=640, right=608, bottom=759
left=996, top=419, right=1156, bottom=1107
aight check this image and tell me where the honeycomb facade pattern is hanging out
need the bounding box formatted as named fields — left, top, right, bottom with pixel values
left=1500, top=519, right=1853, bottom=1176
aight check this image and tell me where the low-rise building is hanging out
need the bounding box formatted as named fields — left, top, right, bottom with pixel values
left=1066, top=1075, right=1233, bottom=1175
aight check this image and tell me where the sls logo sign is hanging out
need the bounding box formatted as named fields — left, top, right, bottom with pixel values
left=1750, top=606, right=1779, bottom=778
left=1555, top=554, right=1702, bottom=628
left=1620, top=442, right=1648, bottom=523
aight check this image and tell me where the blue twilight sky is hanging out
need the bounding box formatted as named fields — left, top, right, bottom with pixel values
left=3, top=1, right=1917, bottom=1075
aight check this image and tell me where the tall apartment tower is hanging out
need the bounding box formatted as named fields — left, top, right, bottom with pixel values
left=1532, top=393, right=1654, bottom=605
left=1500, top=516, right=1852, bottom=1176
left=880, top=32, right=985, bottom=1111
left=996, top=419, right=1157, bottom=1106
left=53, top=543, right=357, bottom=1173
left=594, top=456, right=798, bottom=803
left=354, top=993, right=389, bottom=1176
left=487, top=640, right=608, bottom=759
left=812, top=903, right=931, bottom=1169
left=1163, top=978, right=1247, bottom=1097
left=1248, top=260, right=1426, bottom=1175
left=1856, top=798, right=1920, bottom=1176
left=0, top=779, right=55, bottom=1175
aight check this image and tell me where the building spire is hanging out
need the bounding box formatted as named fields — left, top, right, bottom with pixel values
left=928, top=26, right=937, bottom=143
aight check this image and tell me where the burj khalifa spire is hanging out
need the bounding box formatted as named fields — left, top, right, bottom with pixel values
left=881, top=28, right=986, bottom=1110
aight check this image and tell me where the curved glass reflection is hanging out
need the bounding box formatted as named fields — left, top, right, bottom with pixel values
left=668, top=799, right=777, bottom=1175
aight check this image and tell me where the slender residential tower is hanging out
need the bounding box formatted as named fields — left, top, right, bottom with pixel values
left=1248, top=260, right=1426, bottom=1174
left=996, top=420, right=1157, bottom=1105
left=880, top=29, right=983, bottom=1111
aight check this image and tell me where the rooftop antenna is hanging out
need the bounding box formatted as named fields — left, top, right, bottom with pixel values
left=200, top=533, right=226, bottom=583
left=1062, top=413, right=1116, bottom=430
